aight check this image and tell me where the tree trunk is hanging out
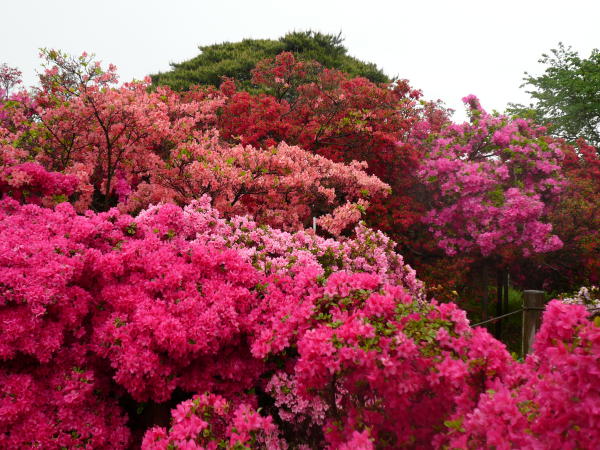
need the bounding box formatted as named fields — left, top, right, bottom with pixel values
left=482, top=263, right=489, bottom=322
left=495, top=269, right=503, bottom=338
left=503, top=272, right=509, bottom=328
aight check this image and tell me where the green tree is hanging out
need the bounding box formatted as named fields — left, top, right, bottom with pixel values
left=151, top=31, right=390, bottom=91
left=508, top=43, right=600, bottom=147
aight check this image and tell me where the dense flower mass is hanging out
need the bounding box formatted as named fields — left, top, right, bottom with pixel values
left=0, top=196, right=425, bottom=447
left=1, top=52, right=599, bottom=448
left=0, top=350, right=130, bottom=449
left=441, top=301, right=600, bottom=449
left=1, top=196, right=598, bottom=448
left=418, top=96, right=565, bottom=259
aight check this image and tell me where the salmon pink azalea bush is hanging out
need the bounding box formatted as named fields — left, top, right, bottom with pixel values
left=0, top=51, right=386, bottom=235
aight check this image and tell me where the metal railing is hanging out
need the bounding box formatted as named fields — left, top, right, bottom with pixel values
left=471, top=290, right=600, bottom=356
left=471, top=290, right=545, bottom=356
left=471, top=308, right=525, bottom=327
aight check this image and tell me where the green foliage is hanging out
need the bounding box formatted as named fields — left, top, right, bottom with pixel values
left=499, top=286, right=523, bottom=356
left=151, top=31, right=389, bottom=91
left=508, top=43, right=600, bottom=147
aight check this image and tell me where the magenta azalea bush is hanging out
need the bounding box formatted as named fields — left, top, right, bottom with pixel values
left=1, top=192, right=599, bottom=448
left=418, top=95, right=564, bottom=259
left=440, top=300, right=600, bottom=449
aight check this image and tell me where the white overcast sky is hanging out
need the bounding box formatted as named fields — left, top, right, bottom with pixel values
left=2, top=0, right=599, bottom=121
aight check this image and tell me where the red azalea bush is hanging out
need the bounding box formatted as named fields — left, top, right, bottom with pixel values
left=213, top=52, right=445, bottom=243
left=529, top=139, right=600, bottom=290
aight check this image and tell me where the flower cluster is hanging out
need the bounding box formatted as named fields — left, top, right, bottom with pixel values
left=441, top=301, right=600, bottom=449
left=0, top=162, right=79, bottom=207
left=0, top=348, right=129, bottom=449
left=561, top=285, right=600, bottom=314
left=418, top=96, right=565, bottom=258
left=142, top=393, right=284, bottom=449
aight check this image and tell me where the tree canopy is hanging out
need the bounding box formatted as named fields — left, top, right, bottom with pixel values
left=151, top=31, right=390, bottom=91
left=508, top=43, right=600, bottom=147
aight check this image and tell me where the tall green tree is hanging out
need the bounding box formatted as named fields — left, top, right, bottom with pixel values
left=508, top=43, right=600, bottom=147
left=151, top=31, right=390, bottom=91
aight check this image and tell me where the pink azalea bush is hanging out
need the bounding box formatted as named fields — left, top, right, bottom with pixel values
left=3, top=194, right=597, bottom=448
left=0, top=162, right=79, bottom=207
left=418, top=95, right=565, bottom=258
left=0, top=194, right=424, bottom=447
left=441, top=301, right=600, bottom=449
left=0, top=348, right=130, bottom=448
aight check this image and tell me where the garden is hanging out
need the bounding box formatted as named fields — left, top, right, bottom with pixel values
left=0, top=34, right=599, bottom=448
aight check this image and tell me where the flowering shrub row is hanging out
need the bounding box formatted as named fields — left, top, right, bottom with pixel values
left=1, top=195, right=598, bottom=448
left=0, top=50, right=387, bottom=235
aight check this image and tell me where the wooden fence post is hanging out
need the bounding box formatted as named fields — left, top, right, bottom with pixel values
left=522, top=290, right=545, bottom=356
